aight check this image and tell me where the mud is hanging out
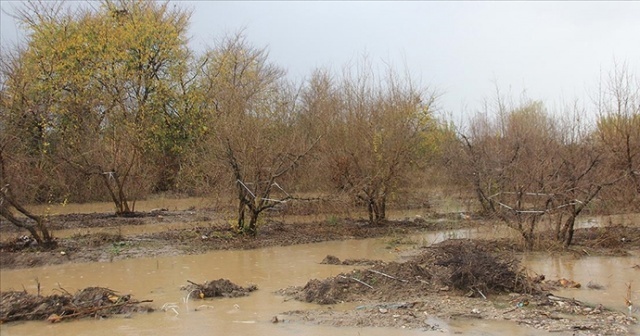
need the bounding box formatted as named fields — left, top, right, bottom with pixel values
left=280, top=239, right=536, bottom=305
left=0, top=210, right=471, bottom=269
left=2, top=208, right=639, bottom=271
left=281, top=294, right=636, bottom=335
left=320, top=255, right=383, bottom=266
left=1, top=207, right=639, bottom=334
left=278, top=239, right=638, bottom=335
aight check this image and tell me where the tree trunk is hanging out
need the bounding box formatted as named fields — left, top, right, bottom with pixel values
left=0, top=206, right=43, bottom=244
left=377, top=195, right=386, bottom=222
left=247, top=211, right=259, bottom=237
left=521, top=231, right=534, bottom=251
left=554, top=213, right=564, bottom=241
left=0, top=189, right=56, bottom=248
left=367, top=198, right=375, bottom=225
left=100, top=172, right=132, bottom=216
left=366, top=194, right=387, bottom=226
left=237, top=201, right=246, bottom=232
left=562, top=215, right=576, bottom=248
left=518, top=217, right=536, bottom=251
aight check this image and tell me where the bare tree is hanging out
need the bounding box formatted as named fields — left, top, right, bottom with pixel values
left=316, top=62, right=435, bottom=225
left=453, top=98, right=616, bottom=248
left=550, top=107, right=622, bottom=247
left=195, top=34, right=319, bottom=236
left=456, top=101, right=557, bottom=248
left=595, top=64, right=640, bottom=211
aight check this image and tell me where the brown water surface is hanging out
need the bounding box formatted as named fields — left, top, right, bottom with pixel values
left=2, top=200, right=638, bottom=335
left=1, top=229, right=555, bottom=336
left=525, top=254, right=640, bottom=314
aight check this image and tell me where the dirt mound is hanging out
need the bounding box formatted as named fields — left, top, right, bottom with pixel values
left=282, top=239, right=535, bottom=305
left=0, top=287, right=152, bottom=323
left=320, top=255, right=382, bottom=266
left=181, top=279, right=257, bottom=299
left=320, top=255, right=341, bottom=264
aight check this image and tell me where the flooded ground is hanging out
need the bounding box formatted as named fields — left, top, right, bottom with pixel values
left=525, top=254, right=640, bottom=315
left=1, top=197, right=638, bottom=335
left=2, top=225, right=638, bottom=336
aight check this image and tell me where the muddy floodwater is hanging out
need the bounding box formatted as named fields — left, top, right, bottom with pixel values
left=2, top=223, right=638, bottom=336
left=525, top=255, right=640, bottom=314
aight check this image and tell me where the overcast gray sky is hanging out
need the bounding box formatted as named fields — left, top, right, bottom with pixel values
left=2, top=1, right=639, bottom=119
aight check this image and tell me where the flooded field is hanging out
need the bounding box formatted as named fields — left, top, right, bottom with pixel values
left=2, top=225, right=638, bottom=336
left=1, top=197, right=639, bottom=335
left=525, top=254, right=640, bottom=314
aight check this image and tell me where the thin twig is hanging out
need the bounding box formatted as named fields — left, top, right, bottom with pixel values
left=339, top=275, right=373, bottom=289
left=368, top=269, right=408, bottom=283
left=477, top=289, right=487, bottom=299
left=54, top=283, right=72, bottom=296
left=187, top=280, right=201, bottom=287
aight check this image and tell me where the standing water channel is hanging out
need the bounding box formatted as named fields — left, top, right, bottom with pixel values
left=1, top=225, right=638, bottom=336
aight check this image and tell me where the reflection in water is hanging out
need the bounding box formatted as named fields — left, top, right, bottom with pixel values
left=1, top=226, right=637, bottom=335
left=575, top=213, right=640, bottom=229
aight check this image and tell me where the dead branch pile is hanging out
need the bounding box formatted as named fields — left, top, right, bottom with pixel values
left=181, top=279, right=257, bottom=299
left=0, top=287, right=153, bottom=323
left=427, top=239, right=534, bottom=295
left=283, top=239, right=536, bottom=304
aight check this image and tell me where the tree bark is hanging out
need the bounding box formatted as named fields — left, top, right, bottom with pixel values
left=0, top=187, right=55, bottom=247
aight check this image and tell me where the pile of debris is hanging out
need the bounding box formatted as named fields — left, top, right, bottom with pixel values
left=181, top=279, right=257, bottom=299
left=425, top=239, right=534, bottom=295
left=0, top=287, right=152, bottom=323
left=281, top=239, right=536, bottom=305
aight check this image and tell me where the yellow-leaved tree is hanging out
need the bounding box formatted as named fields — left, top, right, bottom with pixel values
left=6, top=0, right=193, bottom=215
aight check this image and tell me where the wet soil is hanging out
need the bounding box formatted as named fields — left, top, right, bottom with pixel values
left=0, top=210, right=472, bottom=269
left=277, top=239, right=638, bottom=335
left=281, top=240, right=535, bottom=305
left=2, top=209, right=639, bottom=270
left=280, top=294, right=636, bottom=335
left=1, top=209, right=639, bottom=334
